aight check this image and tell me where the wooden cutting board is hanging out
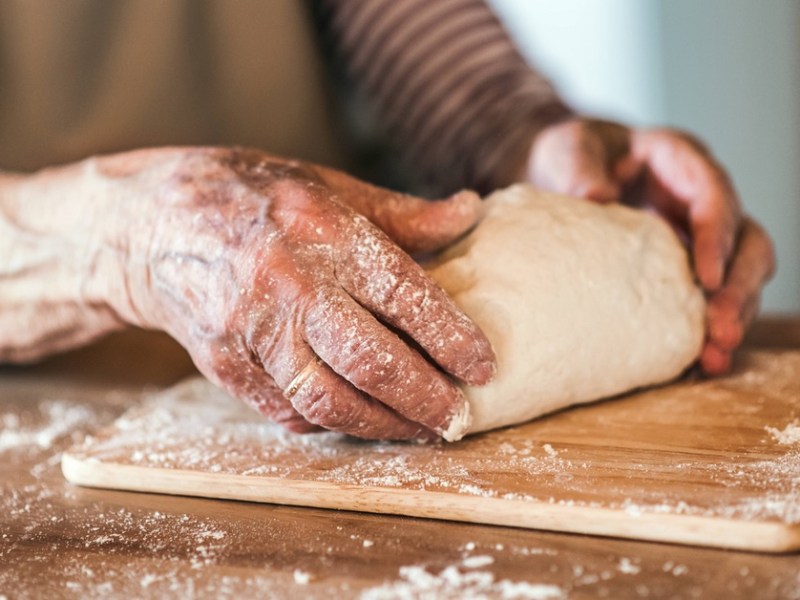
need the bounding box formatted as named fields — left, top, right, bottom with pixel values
left=62, top=350, right=800, bottom=553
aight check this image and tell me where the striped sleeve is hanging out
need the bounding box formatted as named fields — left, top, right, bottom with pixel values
left=315, top=0, right=573, bottom=196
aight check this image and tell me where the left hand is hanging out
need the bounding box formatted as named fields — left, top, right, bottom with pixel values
left=522, top=117, right=776, bottom=375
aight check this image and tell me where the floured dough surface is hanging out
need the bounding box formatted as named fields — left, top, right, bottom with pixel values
left=425, top=185, right=705, bottom=436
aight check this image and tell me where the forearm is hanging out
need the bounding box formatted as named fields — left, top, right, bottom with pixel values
left=0, top=163, right=130, bottom=362
left=318, top=0, right=573, bottom=195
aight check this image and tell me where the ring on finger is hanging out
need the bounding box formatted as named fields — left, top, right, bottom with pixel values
left=285, top=356, right=324, bottom=399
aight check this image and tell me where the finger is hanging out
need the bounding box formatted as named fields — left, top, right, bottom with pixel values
left=723, top=218, right=776, bottom=299
left=614, top=155, right=643, bottom=185
left=530, top=120, right=624, bottom=204
left=563, top=132, right=622, bottom=204
left=631, top=131, right=741, bottom=291
left=335, top=217, right=496, bottom=387
left=690, top=200, right=739, bottom=292
left=267, top=337, right=430, bottom=440
left=705, top=218, right=775, bottom=351
left=197, top=348, right=321, bottom=434
left=368, top=189, right=484, bottom=255
left=242, top=373, right=322, bottom=434
left=316, top=167, right=483, bottom=254
left=700, top=341, right=732, bottom=376
left=706, top=291, right=760, bottom=353
left=302, top=287, right=472, bottom=441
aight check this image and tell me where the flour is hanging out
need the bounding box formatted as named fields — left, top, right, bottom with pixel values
left=618, top=558, right=641, bottom=575
left=293, top=569, right=312, bottom=585
left=542, top=444, right=558, bottom=458
left=461, top=555, right=495, bottom=569
left=766, top=421, right=800, bottom=445
left=615, top=448, right=800, bottom=524
left=662, top=561, right=689, bottom=576
left=140, top=573, right=160, bottom=589
left=68, top=375, right=800, bottom=529
left=0, top=401, right=96, bottom=452
left=360, top=562, right=564, bottom=600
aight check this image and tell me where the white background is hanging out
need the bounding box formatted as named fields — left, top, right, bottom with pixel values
left=490, top=0, right=800, bottom=313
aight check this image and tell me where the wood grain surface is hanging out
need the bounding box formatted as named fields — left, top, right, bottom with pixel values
left=63, top=348, right=800, bottom=553
left=2, top=322, right=800, bottom=599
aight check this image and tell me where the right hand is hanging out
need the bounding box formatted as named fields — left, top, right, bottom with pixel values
left=96, top=147, right=495, bottom=440
left=524, top=119, right=776, bottom=374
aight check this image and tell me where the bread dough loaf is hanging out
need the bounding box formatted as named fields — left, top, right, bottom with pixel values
left=425, top=185, right=706, bottom=436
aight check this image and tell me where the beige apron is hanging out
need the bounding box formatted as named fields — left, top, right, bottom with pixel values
left=0, top=0, right=349, bottom=172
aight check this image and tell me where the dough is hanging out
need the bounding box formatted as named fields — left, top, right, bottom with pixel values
left=425, top=185, right=706, bottom=436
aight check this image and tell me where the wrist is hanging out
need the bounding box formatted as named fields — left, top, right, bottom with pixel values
left=82, top=147, right=231, bottom=334
left=79, top=150, right=173, bottom=331
left=0, top=163, right=126, bottom=361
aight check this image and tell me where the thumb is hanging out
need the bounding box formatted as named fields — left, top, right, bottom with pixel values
left=567, top=158, right=621, bottom=204
left=365, top=189, right=483, bottom=254
left=529, top=119, right=626, bottom=204
left=558, top=133, right=621, bottom=204
left=316, top=167, right=483, bottom=254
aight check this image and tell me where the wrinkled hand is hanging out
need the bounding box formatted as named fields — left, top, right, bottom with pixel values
left=523, top=118, right=775, bottom=374
left=101, top=147, right=495, bottom=439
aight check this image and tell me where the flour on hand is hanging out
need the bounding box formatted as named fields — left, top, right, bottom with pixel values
left=424, top=185, right=705, bottom=436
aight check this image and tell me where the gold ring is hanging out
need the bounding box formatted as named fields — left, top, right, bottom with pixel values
left=284, top=356, right=323, bottom=399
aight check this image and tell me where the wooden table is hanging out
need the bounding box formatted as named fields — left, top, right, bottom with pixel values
left=2, top=320, right=799, bottom=599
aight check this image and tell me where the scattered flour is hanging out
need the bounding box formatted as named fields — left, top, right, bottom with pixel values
left=9, top=359, right=800, bottom=599
left=140, top=573, right=159, bottom=589
left=662, top=561, right=689, bottom=576
left=360, top=563, right=564, bottom=600
left=618, top=557, right=641, bottom=575
left=766, top=421, right=800, bottom=445
left=542, top=444, right=558, bottom=458
left=0, top=401, right=96, bottom=452
left=73, top=382, right=800, bottom=528
left=461, top=555, right=495, bottom=569
left=293, top=569, right=312, bottom=585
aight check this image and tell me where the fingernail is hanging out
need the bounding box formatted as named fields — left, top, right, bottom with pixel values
left=462, top=357, right=497, bottom=386
left=461, top=337, right=498, bottom=386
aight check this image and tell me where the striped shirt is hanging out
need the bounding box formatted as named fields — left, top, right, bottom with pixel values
left=316, top=0, right=573, bottom=195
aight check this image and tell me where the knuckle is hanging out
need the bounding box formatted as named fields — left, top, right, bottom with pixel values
left=371, top=269, right=408, bottom=311
left=362, top=258, right=434, bottom=327
left=334, top=331, right=401, bottom=392
left=302, top=286, right=349, bottom=344
left=356, top=353, right=412, bottom=395
left=294, top=385, right=362, bottom=432
left=191, top=343, right=236, bottom=384
left=403, top=279, right=434, bottom=323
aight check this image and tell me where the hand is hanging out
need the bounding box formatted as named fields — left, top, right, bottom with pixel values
left=96, top=147, right=495, bottom=440
left=523, top=118, right=775, bottom=374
